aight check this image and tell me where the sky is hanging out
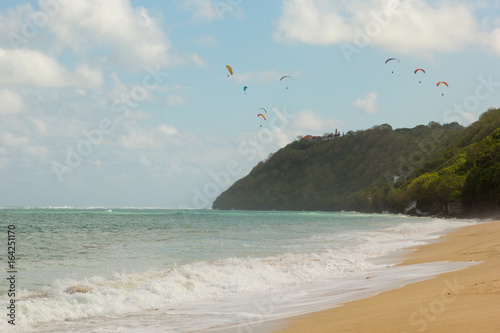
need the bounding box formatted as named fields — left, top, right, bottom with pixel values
left=1, top=0, right=500, bottom=208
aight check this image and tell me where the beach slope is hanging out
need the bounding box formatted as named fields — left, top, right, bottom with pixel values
left=276, top=220, right=500, bottom=333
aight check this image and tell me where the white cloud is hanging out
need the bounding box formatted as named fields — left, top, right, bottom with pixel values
left=138, top=155, right=153, bottom=167
left=170, top=53, right=207, bottom=67
left=117, top=122, right=180, bottom=150
left=29, top=117, right=48, bottom=135
left=166, top=95, right=188, bottom=106
left=178, top=0, right=219, bottom=21
left=48, top=0, right=170, bottom=69
left=289, top=109, right=345, bottom=134
left=275, top=0, right=495, bottom=58
left=379, top=0, right=477, bottom=56
left=0, top=0, right=208, bottom=96
left=156, top=84, right=189, bottom=106
left=461, top=112, right=477, bottom=125
left=178, top=0, right=245, bottom=22
left=353, top=92, right=378, bottom=114
left=0, top=48, right=69, bottom=88
left=0, top=89, right=24, bottom=114
left=118, top=131, right=161, bottom=150
left=158, top=124, right=178, bottom=135
left=0, top=3, right=36, bottom=48
left=0, top=48, right=104, bottom=88
left=483, top=27, right=500, bottom=56
left=24, top=145, right=49, bottom=159
left=73, top=89, right=87, bottom=97
left=0, top=132, right=29, bottom=147
left=270, top=126, right=294, bottom=148
left=274, top=0, right=351, bottom=45
left=74, top=65, right=105, bottom=88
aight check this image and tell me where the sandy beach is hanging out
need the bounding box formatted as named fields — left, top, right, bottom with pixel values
left=275, top=220, right=500, bottom=333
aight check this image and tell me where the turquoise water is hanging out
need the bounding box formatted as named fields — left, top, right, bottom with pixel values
left=0, top=208, right=479, bottom=332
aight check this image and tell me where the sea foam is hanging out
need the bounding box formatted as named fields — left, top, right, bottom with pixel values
left=0, top=210, right=480, bottom=332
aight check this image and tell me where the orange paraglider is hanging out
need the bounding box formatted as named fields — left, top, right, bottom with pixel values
left=437, top=81, right=449, bottom=96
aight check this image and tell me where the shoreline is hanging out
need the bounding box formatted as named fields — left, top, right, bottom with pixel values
left=274, top=220, right=500, bottom=333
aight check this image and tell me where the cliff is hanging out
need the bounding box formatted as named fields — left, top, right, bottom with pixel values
left=212, top=108, right=500, bottom=216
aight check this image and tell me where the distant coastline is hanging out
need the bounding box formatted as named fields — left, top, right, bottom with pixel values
left=213, top=108, right=500, bottom=218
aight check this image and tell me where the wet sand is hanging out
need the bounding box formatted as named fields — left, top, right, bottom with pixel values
left=275, top=220, right=500, bottom=333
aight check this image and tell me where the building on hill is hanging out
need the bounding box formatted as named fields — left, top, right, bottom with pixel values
left=300, top=129, right=342, bottom=142
left=301, top=135, right=313, bottom=141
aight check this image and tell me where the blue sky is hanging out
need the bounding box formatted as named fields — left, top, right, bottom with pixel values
left=1, top=0, right=500, bottom=208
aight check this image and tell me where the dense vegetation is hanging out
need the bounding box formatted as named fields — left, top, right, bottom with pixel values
left=212, top=108, right=500, bottom=217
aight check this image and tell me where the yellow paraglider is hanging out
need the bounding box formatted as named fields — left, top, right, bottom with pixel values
left=226, top=65, right=233, bottom=77
left=437, top=81, right=449, bottom=96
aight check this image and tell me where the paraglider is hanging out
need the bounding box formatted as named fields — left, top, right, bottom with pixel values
left=385, top=58, right=400, bottom=73
left=414, top=68, right=425, bottom=83
left=437, top=81, right=449, bottom=96
left=385, top=58, right=400, bottom=64
left=243, top=86, right=247, bottom=94
left=260, top=108, right=267, bottom=113
left=226, top=65, right=233, bottom=77
left=258, top=113, right=266, bottom=127
left=280, top=75, right=294, bottom=89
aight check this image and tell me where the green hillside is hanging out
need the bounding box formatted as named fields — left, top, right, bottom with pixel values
left=212, top=108, right=500, bottom=216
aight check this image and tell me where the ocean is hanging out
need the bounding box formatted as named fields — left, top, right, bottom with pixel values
left=0, top=208, right=481, bottom=333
